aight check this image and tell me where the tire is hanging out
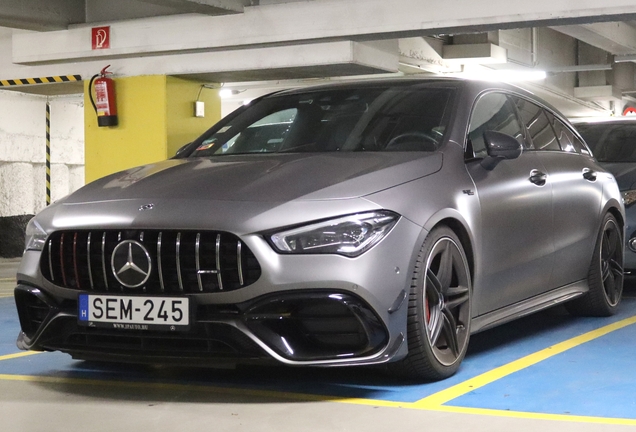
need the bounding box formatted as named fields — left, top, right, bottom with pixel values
left=390, top=226, right=472, bottom=380
left=566, top=213, right=624, bottom=317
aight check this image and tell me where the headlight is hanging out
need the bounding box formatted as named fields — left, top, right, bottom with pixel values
left=24, top=218, right=47, bottom=251
left=269, top=211, right=399, bottom=257
left=623, top=190, right=636, bottom=207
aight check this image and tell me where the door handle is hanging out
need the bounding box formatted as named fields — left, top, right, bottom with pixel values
left=583, top=168, right=597, bottom=182
left=529, top=169, right=547, bottom=186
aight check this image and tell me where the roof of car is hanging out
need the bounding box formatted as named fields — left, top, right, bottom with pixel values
left=270, top=76, right=528, bottom=96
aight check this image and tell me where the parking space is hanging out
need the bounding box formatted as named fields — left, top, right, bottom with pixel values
left=1, top=279, right=636, bottom=429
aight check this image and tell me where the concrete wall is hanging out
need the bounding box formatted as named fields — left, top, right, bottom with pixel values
left=0, top=90, right=84, bottom=257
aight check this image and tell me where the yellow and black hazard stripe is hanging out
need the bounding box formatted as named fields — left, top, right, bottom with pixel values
left=46, top=102, right=51, bottom=206
left=0, top=75, right=82, bottom=87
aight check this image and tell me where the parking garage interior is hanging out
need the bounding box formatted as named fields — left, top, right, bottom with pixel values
left=3, top=1, right=636, bottom=431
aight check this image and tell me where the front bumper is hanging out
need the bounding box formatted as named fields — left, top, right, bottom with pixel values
left=15, top=284, right=398, bottom=367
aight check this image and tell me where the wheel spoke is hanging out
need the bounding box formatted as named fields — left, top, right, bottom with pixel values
left=601, top=232, right=611, bottom=261
left=429, top=308, right=444, bottom=346
left=445, top=286, right=469, bottom=297
left=610, top=259, right=624, bottom=278
left=605, top=268, right=617, bottom=302
left=426, top=269, right=443, bottom=304
left=445, top=289, right=470, bottom=310
left=608, top=229, right=619, bottom=257
left=436, top=242, right=453, bottom=289
left=441, top=309, right=460, bottom=357
left=602, top=260, right=611, bottom=283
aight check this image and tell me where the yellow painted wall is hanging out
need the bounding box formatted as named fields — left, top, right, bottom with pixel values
left=84, top=75, right=221, bottom=183
left=166, top=76, right=221, bottom=157
left=84, top=75, right=168, bottom=183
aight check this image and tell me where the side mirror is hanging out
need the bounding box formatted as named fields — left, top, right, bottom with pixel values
left=481, top=131, right=522, bottom=170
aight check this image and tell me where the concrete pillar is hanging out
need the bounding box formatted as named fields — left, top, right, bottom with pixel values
left=0, top=91, right=84, bottom=257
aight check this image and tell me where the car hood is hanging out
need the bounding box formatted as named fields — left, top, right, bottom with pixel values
left=66, top=152, right=443, bottom=203
left=598, top=162, right=636, bottom=191
left=40, top=152, right=442, bottom=234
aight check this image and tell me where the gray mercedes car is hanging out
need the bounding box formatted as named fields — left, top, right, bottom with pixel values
left=15, top=78, right=625, bottom=380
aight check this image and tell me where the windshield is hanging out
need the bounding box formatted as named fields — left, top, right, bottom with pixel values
left=189, top=86, right=454, bottom=157
left=576, top=122, right=636, bottom=162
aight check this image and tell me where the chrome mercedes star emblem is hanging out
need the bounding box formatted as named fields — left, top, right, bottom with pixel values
left=111, top=240, right=152, bottom=288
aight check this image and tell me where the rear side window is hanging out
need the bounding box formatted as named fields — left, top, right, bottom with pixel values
left=513, top=97, right=560, bottom=151
left=550, top=115, right=590, bottom=155
left=467, top=93, right=525, bottom=158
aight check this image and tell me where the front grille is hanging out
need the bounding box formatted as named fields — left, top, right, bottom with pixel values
left=40, top=230, right=261, bottom=293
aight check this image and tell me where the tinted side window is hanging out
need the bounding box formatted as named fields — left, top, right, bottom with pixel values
left=569, top=129, right=591, bottom=156
left=468, top=93, right=525, bottom=159
left=514, top=97, right=560, bottom=151
left=547, top=112, right=574, bottom=152
left=549, top=115, right=590, bottom=155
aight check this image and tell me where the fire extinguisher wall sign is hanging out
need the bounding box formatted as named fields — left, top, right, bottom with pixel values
left=89, top=65, right=118, bottom=127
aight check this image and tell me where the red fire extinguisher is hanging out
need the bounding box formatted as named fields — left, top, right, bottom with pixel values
left=89, top=65, right=118, bottom=127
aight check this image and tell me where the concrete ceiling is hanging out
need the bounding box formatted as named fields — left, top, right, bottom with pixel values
left=3, top=0, right=636, bottom=116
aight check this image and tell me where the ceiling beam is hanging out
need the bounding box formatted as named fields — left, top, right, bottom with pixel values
left=551, top=22, right=636, bottom=55
left=136, top=0, right=250, bottom=15
left=13, top=0, right=636, bottom=64
left=0, top=0, right=84, bottom=31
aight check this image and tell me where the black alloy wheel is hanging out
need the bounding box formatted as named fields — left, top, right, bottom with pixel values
left=567, top=213, right=624, bottom=317
left=391, top=225, right=472, bottom=380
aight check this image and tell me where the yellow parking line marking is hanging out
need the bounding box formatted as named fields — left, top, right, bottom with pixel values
left=415, top=315, right=636, bottom=407
left=433, top=405, right=636, bottom=426
left=0, top=278, right=14, bottom=282
left=0, top=295, right=14, bottom=298
left=0, top=352, right=42, bottom=362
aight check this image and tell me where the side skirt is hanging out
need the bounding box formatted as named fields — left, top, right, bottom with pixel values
left=471, top=280, right=588, bottom=334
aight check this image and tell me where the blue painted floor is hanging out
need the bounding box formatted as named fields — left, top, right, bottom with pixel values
left=2, top=293, right=636, bottom=418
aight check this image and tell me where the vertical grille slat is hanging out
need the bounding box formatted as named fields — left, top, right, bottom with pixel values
left=48, top=239, right=54, bottom=282
left=176, top=233, right=184, bottom=292
left=157, top=232, right=165, bottom=292
left=195, top=233, right=204, bottom=292
left=101, top=233, right=109, bottom=291
left=41, top=229, right=260, bottom=294
left=60, top=233, right=68, bottom=287
left=87, top=232, right=94, bottom=289
left=216, top=234, right=223, bottom=291
left=237, top=240, right=244, bottom=286
left=72, top=233, right=81, bottom=290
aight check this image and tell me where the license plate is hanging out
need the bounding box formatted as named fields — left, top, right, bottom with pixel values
left=78, top=294, right=190, bottom=331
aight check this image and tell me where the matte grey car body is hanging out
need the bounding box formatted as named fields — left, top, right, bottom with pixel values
left=14, top=78, right=625, bottom=380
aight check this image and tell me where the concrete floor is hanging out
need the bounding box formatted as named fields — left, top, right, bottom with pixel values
left=2, top=257, right=636, bottom=432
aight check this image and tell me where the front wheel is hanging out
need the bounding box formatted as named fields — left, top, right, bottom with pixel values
left=390, top=226, right=472, bottom=380
left=566, top=213, right=624, bottom=317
